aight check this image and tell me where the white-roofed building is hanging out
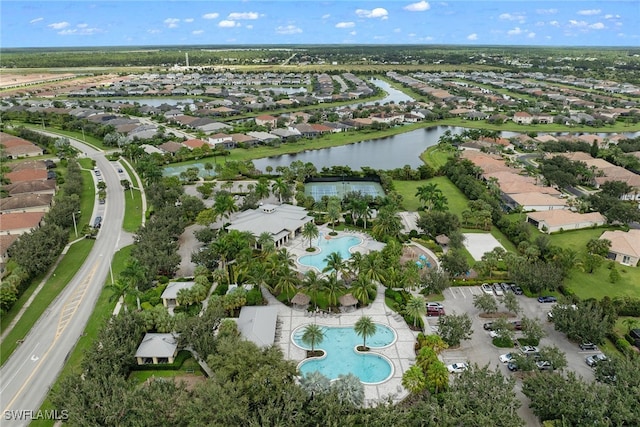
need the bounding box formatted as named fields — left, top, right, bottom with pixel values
left=600, top=229, right=640, bottom=267
left=135, top=333, right=179, bottom=365
left=161, top=281, right=196, bottom=307
left=236, top=306, right=279, bottom=348
left=227, top=204, right=313, bottom=248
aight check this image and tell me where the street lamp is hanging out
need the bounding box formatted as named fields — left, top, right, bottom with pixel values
left=72, top=210, right=80, bottom=238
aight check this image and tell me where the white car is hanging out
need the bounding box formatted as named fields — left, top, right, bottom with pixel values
left=493, top=284, right=504, bottom=297
left=426, top=302, right=444, bottom=309
left=447, top=362, right=469, bottom=374
left=499, top=353, right=515, bottom=363
left=481, top=284, right=493, bottom=295
left=520, top=345, right=540, bottom=355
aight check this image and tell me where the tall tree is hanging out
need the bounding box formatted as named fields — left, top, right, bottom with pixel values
left=354, top=316, right=377, bottom=350
left=301, top=324, right=325, bottom=354
left=405, top=295, right=427, bottom=329
left=302, top=221, right=319, bottom=250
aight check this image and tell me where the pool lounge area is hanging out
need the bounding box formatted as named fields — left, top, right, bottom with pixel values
left=298, top=233, right=363, bottom=271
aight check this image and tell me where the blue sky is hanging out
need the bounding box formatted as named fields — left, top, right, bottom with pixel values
left=1, top=1, right=638, bottom=48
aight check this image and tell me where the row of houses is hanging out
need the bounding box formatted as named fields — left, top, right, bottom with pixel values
left=0, top=132, right=44, bottom=159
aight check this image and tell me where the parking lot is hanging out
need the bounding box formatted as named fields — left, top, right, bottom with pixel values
left=431, top=285, right=598, bottom=426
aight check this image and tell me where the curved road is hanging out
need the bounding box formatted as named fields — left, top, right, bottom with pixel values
left=1, top=139, right=127, bottom=425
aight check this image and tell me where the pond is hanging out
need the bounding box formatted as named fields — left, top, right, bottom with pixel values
left=252, top=125, right=466, bottom=171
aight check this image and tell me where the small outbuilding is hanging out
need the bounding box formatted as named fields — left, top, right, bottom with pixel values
left=161, top=281, right=196, bottom=307
left=237, top=306, right=279, bottom=348
left=135, top=333, right=179, bottom=365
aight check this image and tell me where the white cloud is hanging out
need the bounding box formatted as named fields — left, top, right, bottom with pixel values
left=404, top=1, right=430, bottom=12
left=57, top=27, right=101, bottom=36
left=568, top=20, right=588, bottom=27
left=184, top=18, right=194, bottom=23
left=335, top=22, right=355, bottom=28
left=30, top=17, right=43, bottom=24
left=499, top=12, right=525, bottom=23
left=322, top=14, right=331, bottom=19
left=350, top=31, right=357, bottom=36
left=48, top=21, right=70, bottom=30
left=355, top=8, right=389, bottom=19
left=164, top=18, right=180, bottom=28
left=549, top=20, right=560, bottom=27
left=528, top=32, right=536, bottom=38
left=148, top=29, right=161, bottom=34
left=535, top=21, right=545, bottom=27
left=192, top=30, right=204, bottom=35
left=589, top=22, right=605, bottom=30
left=275, top=24, right=302, bottom=35
left=246, top=24, right=253, bottom=30
left=218, top=20, right=239, bottom=28
left=228, top=12, right=259, bottom=20
left=202, top=13, right=219, bottom=20
left=507, top=27, right=523, bottom=36
left=394, top=28, right=402, bottom=33
left=536, top=9, right=557, bottom=15
left=467, top=33, right=478, bottom=40
left=578, top=9, right=601, bottom=16
left=77, top=23, right=88, bottom=28
left=604, top=14, right=620, bottom=20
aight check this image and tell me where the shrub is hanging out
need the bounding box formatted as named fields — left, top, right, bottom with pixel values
left=246, top=287, right=264, bottom=306
left=616, top=337, right=632, bottom=355
left=493, top=337, right=514, bottom=348
left=214, top=283, right=229, bottom=296
left=130, top=350, right=192, bottom=371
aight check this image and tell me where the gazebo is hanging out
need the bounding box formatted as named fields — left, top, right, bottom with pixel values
left=291, top=292, right=311, bottom=309
left=339, top=293, right=359, bottom=312
left=436, top=234, right=450, bottom=247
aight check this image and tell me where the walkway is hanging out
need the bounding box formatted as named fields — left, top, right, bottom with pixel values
left=262, top=284, right=416, bottom=406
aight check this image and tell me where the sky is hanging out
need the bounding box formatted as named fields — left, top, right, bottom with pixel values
left=1, top=1, right=638, bottom=48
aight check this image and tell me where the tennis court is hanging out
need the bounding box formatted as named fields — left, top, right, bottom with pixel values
left=305, top=181, right=385, bottom=201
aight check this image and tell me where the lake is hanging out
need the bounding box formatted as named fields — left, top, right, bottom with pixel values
left=252, top=126, right=465, bottom=171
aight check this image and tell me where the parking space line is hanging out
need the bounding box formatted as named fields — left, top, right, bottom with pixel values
left=448, top=288, right=457, bottom=299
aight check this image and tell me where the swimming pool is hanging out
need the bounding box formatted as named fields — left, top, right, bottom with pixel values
left=292, top=324, right=396, bottom=384
left=298, top=234, right=362, bottom=271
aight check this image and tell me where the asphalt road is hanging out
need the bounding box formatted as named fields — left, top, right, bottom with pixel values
left=0, top=138, right=127, bottom=425
left=432, top=286, right=598, bottom=427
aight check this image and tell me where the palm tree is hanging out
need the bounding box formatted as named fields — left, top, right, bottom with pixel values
left=372, top=205, right=402, bottom=241
left=300, top=372, right=331, bottom=398
left=105, top=279, right=133, bottom=313
left=273, top=269, right=299, bottom=302
left=331, top=373, right=364, bottom=406
left=361, top=251, right=386, bottom=284
left=402, top=365, right=427, bottom=395
left=425, top=362, right=449, bottom=394
left=405, top=296, right=427, bottom=329
left=213, top=191, right=237, bottom=223
left=119, top=258, right=147, bottom=310
left=415, top=183, right=439, bottom=210
left=322, top=274, right=345, bottom=308
left=354, top=316, right=377, bottom=350
left=301, top=221, right=319, bottom=250
left=271, top=177, right=290, bottom=203
left=254, top=178, right=271, bottom=201
left=323, top=252, right=344, bottom=276
left=350, top=276, right=375, bottom=306
left=326, top=197, right=342, bottom=233
left=301, top=324, right=325, bottom=355
left=256, top=231, right=275, bottom=254
left=303, top=270, right=325, bottom=309
left=416, top=347, right=437, bottom=373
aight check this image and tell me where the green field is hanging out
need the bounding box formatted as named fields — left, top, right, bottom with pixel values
left=420, top=145, right=454, bottom=170
left=393, top=176, right=470, bottom=213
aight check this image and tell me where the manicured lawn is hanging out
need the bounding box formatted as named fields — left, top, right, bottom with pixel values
left=546, top=227, right=617, bottom=253
left=0, top=239, right=95, bottom=365
left=19, top=122, right=105, bottom=150
left=420, top=145, right=454, bottom=170
left=562, top=264, right=640, bottom=300
left=122, top=188, right=143, bottom=232
left=393, top=176, right=469, bottom=213
left=128, top=357, right=203, bottom=383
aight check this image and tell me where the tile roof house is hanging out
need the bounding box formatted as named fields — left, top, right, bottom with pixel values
left=0, top=211, right=46, bottom=235
left=0, top=234, right=19, bottom=275
left=513, top=111, right=533, bottom=125
left=227, top=204, right=313, bottom=248
left=526, top=210, right=606, bottom=233
left=600, top=229, right=640, bottom=267
left=5, top=169, right=49, bottom=184
left=135, top=333, right=179, bottom=365
left=0, top=133, right=44, bottom=159
left=0, top=193, right=54, bottom=214
left=182, top=139, right=207, bottom=150
left=2, top=180, right=57, bottom=196
left=504, top=192, right=567, bottom=212
left=255, top=115, right=279, bottom=128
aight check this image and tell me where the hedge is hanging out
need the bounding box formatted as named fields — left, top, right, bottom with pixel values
left=130, top=350, right=193, bottom=371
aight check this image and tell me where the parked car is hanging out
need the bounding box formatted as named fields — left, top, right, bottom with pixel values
left=483, top=322, right=496, bottom=331
left=493, top=284, right=504, bottom=297
left=481, top=283, right=493, bottom=295
left=447, top=362, right=468, bottom=374
left=93, top=216, right=102, bottom=229
left=520, top=345, right=540, bottom=355
left=500, top=282, right=512, bottom=293
left=586, top=353, right=607, bottom=367
left=117, top=168, right=123, bottom=173
left=511, top=285, right=523, bottom=295
left=499, top=353, right=515, bottom=363
left=536, top=360, right=553, bottom=371
left=537, top=296, right=557, bottom=303
left=426, top=306, right=445, bottom=317
left=94, top=169, right=101, bottom=176
left=510, top=321, right=522, bottom=331
left=507, top=361, right=519, bottom=371
left=579, top=342, right=598, bottom=351
left=426, top=302, right=444, bottom=309
left=98, top=198, right=105, bottom=205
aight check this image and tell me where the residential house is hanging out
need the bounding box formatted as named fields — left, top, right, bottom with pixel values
left=158, top=142, right=183, bottom=155
left=513, top=111, right=533, bottom=125
left=504, top=192, right=567, bottom=212
left=236, top=306, right=279, bottom=348
left=5, top=169, right=48, bottom=183
left=2, top=180, right=56, bottom=196
left=0, top=234, right=19, bottom=276
left=161, top=281, right=196, bottom=307
left=208, top=133, right=235, bottom=150
left=0, top=211, right=46, bottom=235
left=526, top=210, right=606, bottom=233
left=600, top=229, right=640, bottom=267
left=246, top=131, right=280, bottom=145
left=0, top=193, right=54, bottom=214
left=255, top=114, right=279, bottom=128
left=0, top=133, right=44, bottom=159
left=135, top=333, right=179, bottom=365
left=182, top=139, right=208, bottom=150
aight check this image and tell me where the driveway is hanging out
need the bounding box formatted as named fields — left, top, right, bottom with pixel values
left=433, top=285, right=597, bottom=427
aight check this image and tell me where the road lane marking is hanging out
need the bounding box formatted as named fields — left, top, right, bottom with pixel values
left=0, top=343, right=40, bottom=394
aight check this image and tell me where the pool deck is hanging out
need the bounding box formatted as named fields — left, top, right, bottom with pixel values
left=262, top=282, right=417, bottom=406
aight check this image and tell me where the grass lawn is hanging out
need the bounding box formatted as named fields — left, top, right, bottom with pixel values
left=546, top=227, right=617, bottom=253
left=0, top=239, right=95, bottom=365
left=122, top=188, right=143, bottom=232
left=19, top=122, right=105, bottom=150
left=33, top=246, right=133, bottom=427
left=420, top=145, right=454, bottom=170
left=562, top=264, right=640, bottom=300
left=128, top=355, right=203, bottom=383
left=393, top=176, right=469, bottom=213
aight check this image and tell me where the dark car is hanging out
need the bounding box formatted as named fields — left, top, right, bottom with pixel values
left=511, top=321, right=522, bottom=331
left=586, top=353, right=607, bottom=367
left=538, top=296, right=557, bottom=303
left=579, top=342, right=598, bottom=351
left=511, top=285, right=523, bottom=295
left=93, top=216, right=102, bottom=229
left=427, top=306, right=445, bottom=317
left=483, top=322, right=496, bottom=331
left=507, top=361, right=519, bottom=371
left=500, top=282, right=512, bottom=293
